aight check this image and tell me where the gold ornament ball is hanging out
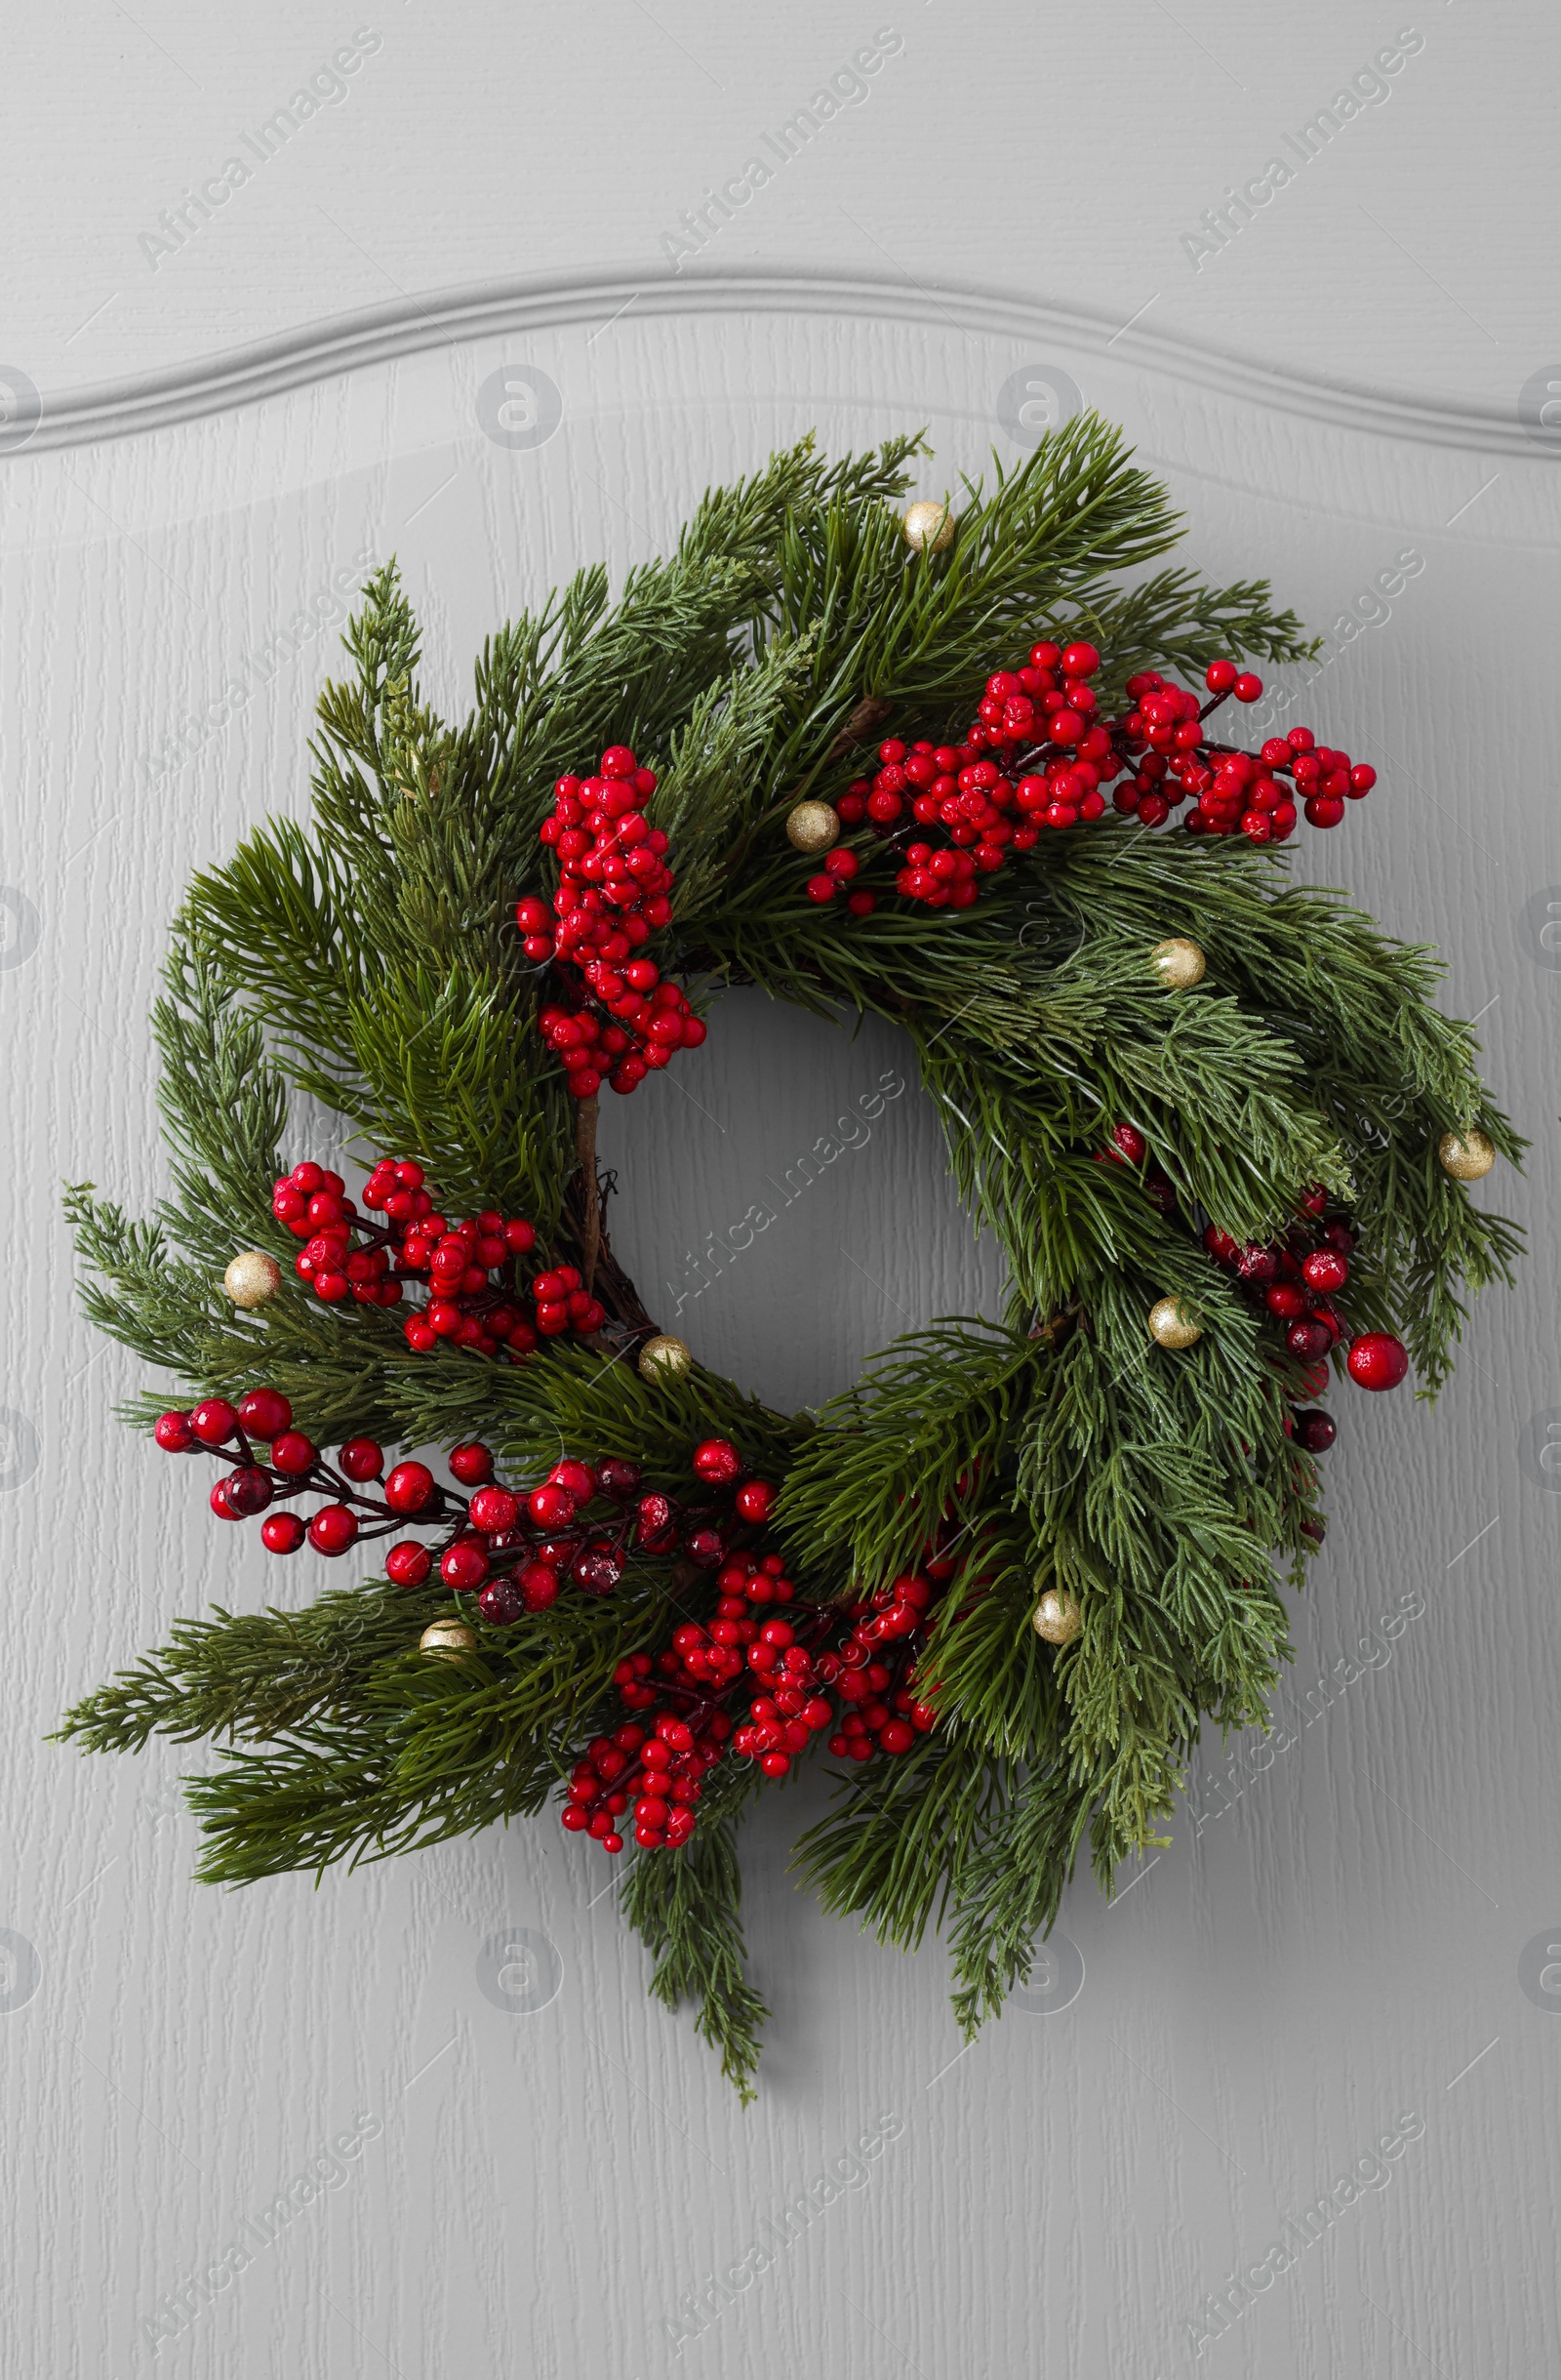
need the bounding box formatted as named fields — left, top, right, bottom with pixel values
left=420, top=1619, right=476, bottom=1660
left=1151, top=937, right=1207, bottom=990
left=901, top=500, right=956, bottom=553
left=785, top=800, right=841, bottom=855
left=1032, top=1588, right=1082, bottom=1646
left=1148, top=1295, right=1202, bottom=1350
left=638, top=1332, right=693, bottom=1384
left=1437, top=1129, right=1496, bottom=1183
left=223, top=1250, right=281, bottom=1309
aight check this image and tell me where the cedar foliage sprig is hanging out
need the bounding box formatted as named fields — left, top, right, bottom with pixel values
left=57, top=424, right=1518, bottom=2094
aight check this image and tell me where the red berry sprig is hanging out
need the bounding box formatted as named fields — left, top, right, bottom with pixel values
left=562, top=1436, right=952, bottom=1860
left=516, top=743, right=707, bottom=1099
left=805, top=643, right=1376, bottom=916
left=1097, top=1127, right=1411, bottom=1462
left=153, top=1394, right=647, bottom=1618
left=269, top=1154, right=605, bottom=1356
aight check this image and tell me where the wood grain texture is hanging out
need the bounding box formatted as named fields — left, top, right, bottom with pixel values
left=2, top=56, right=1559, bottom=2378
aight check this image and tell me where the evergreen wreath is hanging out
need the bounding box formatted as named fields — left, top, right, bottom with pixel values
left=59, top=424, right=1519, bottom=2097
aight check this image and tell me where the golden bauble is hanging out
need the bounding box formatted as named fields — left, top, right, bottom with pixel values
left=638, top=1332, right=693, bottom=1383
left=1032, top=1588, right=1082, bottom=1646
left=1147, top=1295, right=1201, bottom=1350
left=1437, top=1129, right=1496, bottom=1183
left=1151, top=937, right=1207, bottom=989
left=420, top=1619, right=476, bottom=1660
left=223, top=1250, right=281, bottom=1309
left=785, top=800, right=841, bottom=855
left=901, top=500, right=956, bottom=553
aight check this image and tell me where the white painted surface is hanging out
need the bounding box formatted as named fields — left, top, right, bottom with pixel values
left=1, top=12, right=1559, bottom=2377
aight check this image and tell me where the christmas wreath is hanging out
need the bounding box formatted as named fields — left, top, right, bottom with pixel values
left=60, top=424, right=1518, bottom=2096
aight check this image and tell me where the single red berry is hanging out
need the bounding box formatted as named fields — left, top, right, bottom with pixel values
left=735, top=1479, right=777, bottom=1523
left=469, top=1485, right=520, bottom=1535
left=477, top=1578, right=526, bottom=1626
left=210, top=1479, right=240, bottom=1520
left=222, top=1465, right=273, bottom=1516
left=1301, top=1249, right=1348, bottom=1293
left=692, top=1437, right=744, bottom=1486
left=549, top=1458, right=597, bottom=1503
left=1286, top=1319, right=1333, bottom=1361
left=596, top=1458, right=642, bottom=1503
left=308, top=1505, right=359, bottom=1555
left=260, top=1511, right=307, bottom=1554
left=1346, top=1332, right=1409, bottom=1392
left=441, top=1541, right=489, bottom=1592
left=1232, top=671, right=1262, bottom=703
left=448, top=1442, right=495, bottom=1486
left=269, top=1430, right=318, bottom=1476
left=635, top=1491, right=678, bottom=1548
left=571, top=1544, right=624, bottom=1596
left=237, top=1389, right=292, bottom=1440
left=1204, top=658, right=1237, bottom=694
left=1105, top=1122, right=1146, bottom=1165
left=384, top=1459, right=436, bottom=1513
left=190, top=1397, right=241, bottom=1447
left=519, top=1561, right=561, bottom=1611
left=1293, top=1409, right=1338, bottom=1453
left=384, top=1540, right=432, bottom=1586
left=338, top=1436, right=383, bottom=1482
left=528, top=1481, right=577, bottom=1528
left=154, top=1410, right=195, bottom=1452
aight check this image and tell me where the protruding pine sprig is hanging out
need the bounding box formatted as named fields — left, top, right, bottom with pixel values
left=789, top=1737, right=1001, bottom=1954
left=944, top=1762, right=1095, bottom=2036
left=618, top=1758, right=771, bottom=2104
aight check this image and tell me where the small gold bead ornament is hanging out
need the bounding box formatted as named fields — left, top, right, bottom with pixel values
left=222, top=1250, right=281, bottom=1309
left=1148, top=1296, right=1201, bottom=1350
left=638, top=1332, right=693, bottom=1383
left=785, top=800, right=841, bottom=855
left=420, top=1619, right=476, bottom=1660
left=1151, top=937, right=1207, bottom=990
left=901, top=500, right=956, bottom=554
left=1437, top=1129, right=1496, bottom=1183
left=1032, top=1588, right=1082, bottom=1646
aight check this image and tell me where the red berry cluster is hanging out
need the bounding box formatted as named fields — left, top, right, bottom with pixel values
left=811, top=644, right=1377, bottom=916
left=269, top=1155, right=604, bottom=1355
left=563, top=1436, right=951, bottom=1860
left=1201, top=1187, right=1408, bottom=1399
left=1123, top=663, right=1374, bottom=842
left=153, top=1393, right=647, bottom=1623
left=517, top=744, right=707, bottom=1099
left=269, top=1160, right=405, bottom=1311
left=563, top=1715, right=729, bottom=1856
left=1099, top=1129, right=1411, bottom=1460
